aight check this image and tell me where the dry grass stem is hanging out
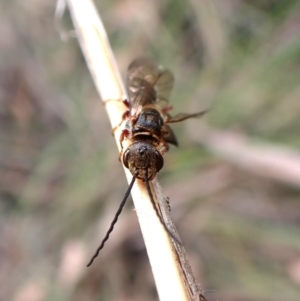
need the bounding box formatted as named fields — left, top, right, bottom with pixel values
left=191, top=127, right=300, bottom=187
left=65, top=0, right=190, bottom=300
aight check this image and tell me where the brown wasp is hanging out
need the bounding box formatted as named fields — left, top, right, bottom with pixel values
left=87, top=58, right=207, bottom=267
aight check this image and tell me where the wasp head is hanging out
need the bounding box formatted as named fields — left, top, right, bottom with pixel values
left=122, top=142, right=164, bottom=181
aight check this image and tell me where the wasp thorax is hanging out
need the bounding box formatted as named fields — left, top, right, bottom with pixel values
left=122, top=141, right=164, bottom=181
left=136, top=108, right=164, bottom=129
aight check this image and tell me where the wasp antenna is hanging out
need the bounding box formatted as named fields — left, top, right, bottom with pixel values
left=87, top=173, right=138, bottom=267
left=144, top=172, right=182, bottom=246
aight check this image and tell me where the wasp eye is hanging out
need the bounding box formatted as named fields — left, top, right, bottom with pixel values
left=123, top=149, right=130, bottom=168
left=155, top=151, right=164, bottom=172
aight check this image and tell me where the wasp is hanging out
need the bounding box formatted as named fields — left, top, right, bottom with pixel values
left=87, top=58, right=207, bottom=267
left=121, top=57, right=206, bottom=180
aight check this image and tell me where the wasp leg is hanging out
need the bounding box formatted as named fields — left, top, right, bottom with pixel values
left=123, top=98, right=131, bottom=108
left=158, top=141, right=169, bottom=155
left=111, top=110, right=130, bottom=136
left=166, top=110, right=208, bottom=123
left=162, top=105, right=173, bottom=114
left=119, top=129, right=130, bottom=161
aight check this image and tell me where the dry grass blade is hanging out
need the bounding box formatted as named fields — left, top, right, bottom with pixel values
left=191, top=127, right=300, bottom=187
left=153, top=180, right=207, bottom=301
left=65, top=0, right=192, bottom=300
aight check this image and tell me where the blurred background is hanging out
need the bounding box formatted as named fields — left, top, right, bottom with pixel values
left=1, top=0, right=300, bottom=300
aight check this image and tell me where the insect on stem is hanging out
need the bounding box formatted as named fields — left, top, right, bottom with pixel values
left=87, top=172, right=138, bottom=267
left=87, top=58, right=205, bottom=267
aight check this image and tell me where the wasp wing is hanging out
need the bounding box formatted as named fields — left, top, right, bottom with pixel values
left=127, top=58, right=174, bottom=110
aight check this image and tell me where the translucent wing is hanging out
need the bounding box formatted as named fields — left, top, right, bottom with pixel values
left=126, top=58, right=174, bottom=109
